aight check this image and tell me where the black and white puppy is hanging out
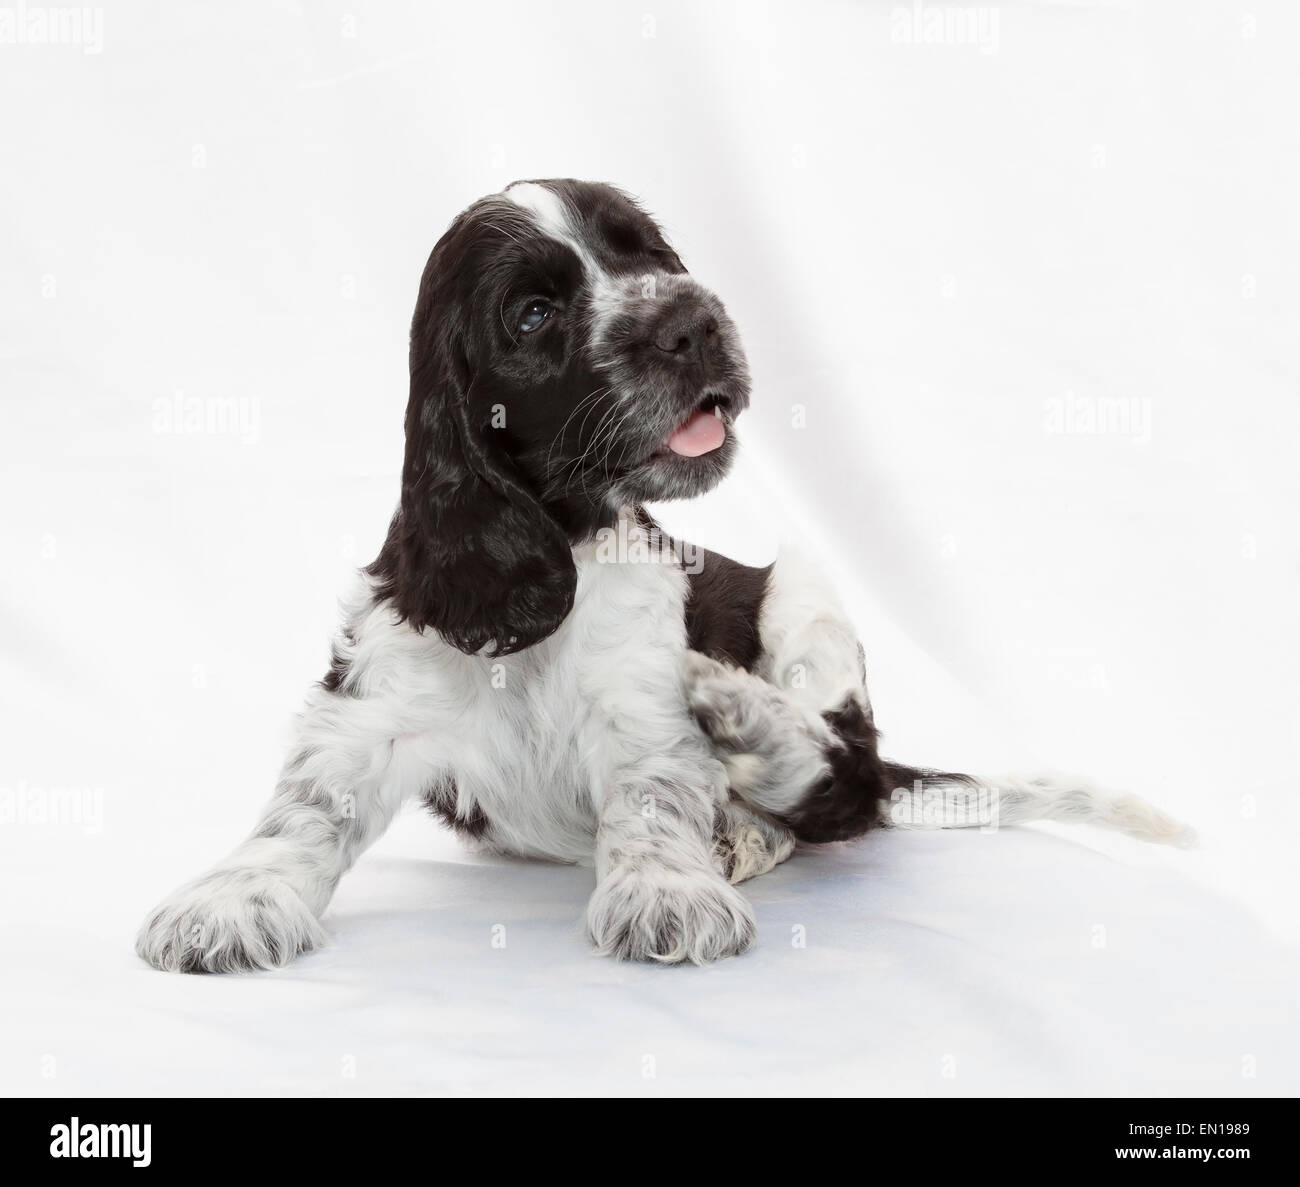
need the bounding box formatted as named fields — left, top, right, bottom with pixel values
left=137, top=179, right=1192, bottom=972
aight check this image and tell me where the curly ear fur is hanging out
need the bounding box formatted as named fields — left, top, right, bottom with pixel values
left=367, top=217, right=577, bottom=657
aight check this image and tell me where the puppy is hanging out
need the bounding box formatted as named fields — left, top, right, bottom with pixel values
left=137, top=180, right=1192, bottom=972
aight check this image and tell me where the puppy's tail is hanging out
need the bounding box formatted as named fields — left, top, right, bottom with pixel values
left=878, top=763, right=1197, bottom=848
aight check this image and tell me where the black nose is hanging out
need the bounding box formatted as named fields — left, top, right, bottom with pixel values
left=653, top=304, right=719, bottom=357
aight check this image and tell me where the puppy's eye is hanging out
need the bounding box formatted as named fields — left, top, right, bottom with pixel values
left=519, top=299, right=554, bottom=333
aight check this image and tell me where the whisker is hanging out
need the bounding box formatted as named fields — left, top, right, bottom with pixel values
left=544, top=386, right=610, bottom=476
left=575, top=404, right=621, bottom=502
left=598, top=403, right=640, bottom=478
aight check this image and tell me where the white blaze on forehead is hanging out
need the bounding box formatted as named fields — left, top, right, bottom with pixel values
left=504, top=181, right=573, bottom=240
left=504, top=181, right=607, bottom=282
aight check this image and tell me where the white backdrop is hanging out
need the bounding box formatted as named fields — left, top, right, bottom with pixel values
left=3, top=0, right=1298, bottom=1096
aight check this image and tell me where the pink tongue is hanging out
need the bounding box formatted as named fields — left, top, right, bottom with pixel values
left=666, top=409, right=726, bottom=457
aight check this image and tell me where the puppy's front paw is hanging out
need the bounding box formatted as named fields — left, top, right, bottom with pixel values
left=136, top=868, right=325, bottom=973
left=586, top=864, right=756, bottom=964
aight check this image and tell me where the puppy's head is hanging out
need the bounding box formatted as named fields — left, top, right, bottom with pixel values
left=371, top=179, right=750, bottom=656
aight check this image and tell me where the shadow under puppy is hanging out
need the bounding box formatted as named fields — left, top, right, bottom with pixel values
left=137, top=179, right=1193, bottom=972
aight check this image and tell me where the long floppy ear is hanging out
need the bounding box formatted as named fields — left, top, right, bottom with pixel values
left=368, top=334, right=577, bottom=658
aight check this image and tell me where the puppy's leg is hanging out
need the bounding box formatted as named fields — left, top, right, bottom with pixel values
left=584, top=719, right=756, bottom=964
left=686, top=552, right=889, bottom=843
left=712, top=799, right=795, bottom=885
left=137, top=606, right=444, bottom=973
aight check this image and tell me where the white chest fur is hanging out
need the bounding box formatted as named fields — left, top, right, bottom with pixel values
left=390, top=521, right=701, bottom=863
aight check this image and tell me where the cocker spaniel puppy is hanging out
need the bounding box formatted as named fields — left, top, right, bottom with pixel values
left=137, top=180, right=1192, bottom=972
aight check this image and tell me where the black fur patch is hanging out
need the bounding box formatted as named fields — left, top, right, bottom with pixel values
left=423, top=776, right=491, bottom=840
left=320, top=625, right=358, bottom=695
left=633, top=509, right=771, bottom=672
left=684, top=550, right=772, bottom=672
left=320, top=642, right=352, bottom=694
left=777, top=700, right=889, bottom=843
left=779, top=701, right=975, bottom=844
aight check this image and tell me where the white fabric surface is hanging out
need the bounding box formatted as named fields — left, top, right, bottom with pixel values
left=3, top=0, right=1298, bottom=1096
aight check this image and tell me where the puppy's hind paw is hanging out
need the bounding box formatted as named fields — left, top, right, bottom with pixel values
left=713, top=803, right=796, bottom=884
left=681, top=649, right=771, bottom=753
